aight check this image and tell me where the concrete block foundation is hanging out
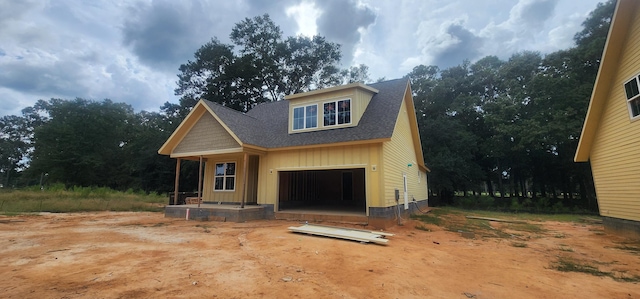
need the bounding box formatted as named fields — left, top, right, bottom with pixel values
left=164, top=200, right=429, bottom=229
left=603, top=217, right=640, bottom=240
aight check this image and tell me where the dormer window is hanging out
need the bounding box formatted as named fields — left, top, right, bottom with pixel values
left=293, top=104, right=318, bottom=130
left=324, top=99, right=351, bottom=126
left=286, top=83, right=377, bottom=134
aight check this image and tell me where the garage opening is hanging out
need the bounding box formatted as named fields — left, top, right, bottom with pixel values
left=278, top=168, right=366, bottom=214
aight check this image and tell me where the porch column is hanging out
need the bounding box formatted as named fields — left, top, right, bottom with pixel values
left=173, top=158, right=181, bottom=205
left=241, top=152, right=248, bottom=208
left=197, top=155, right=203, bottom=208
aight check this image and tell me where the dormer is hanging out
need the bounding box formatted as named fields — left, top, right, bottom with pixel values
left=285, top=82, right=379, bottom=134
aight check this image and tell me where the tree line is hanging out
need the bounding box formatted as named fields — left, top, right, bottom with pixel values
left=411, top=1, right=614, bottom=210
left=0, top=1, right=614, bottom=211
left=0, top=14, right=370, bottom=193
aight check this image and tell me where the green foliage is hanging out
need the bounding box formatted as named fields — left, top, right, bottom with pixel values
left=6, top=97, right=194, bottom=193
left=0, top=187, right=165, bottom=214
left=0, top=109, right=43, bottom=188
left=27, top=99, right=135, bottom=188
left=552, top=258, right=608, bottom=276
left=551, top=257, right=640, bottom=282
left=176, top=14, right=343, bottom=113
left=410, top=213, right=442, bottom=226
left=424, top=207, right=587, bottom=223
left=412, top=1, right=615, bottom=209
left=450, top=195, right=593, bottom=215
left=414, top=224, right=431, bottom=232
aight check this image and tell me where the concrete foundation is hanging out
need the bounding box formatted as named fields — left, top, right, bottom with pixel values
left=164, top=199, right=429, bottom=229
left=368, top=199, right=430, bottom=228
left=165, top=204, right=268, bottom=222
left=603, top=217, right=640, bottom=240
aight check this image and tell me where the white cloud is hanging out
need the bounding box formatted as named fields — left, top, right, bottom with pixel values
left=0, top=0, right=607, bottom=117
left=286, top=1, right=320, bottom=37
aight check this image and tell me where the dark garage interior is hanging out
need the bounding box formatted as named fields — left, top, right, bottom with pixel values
left=278, top=168, right=366, bottom=213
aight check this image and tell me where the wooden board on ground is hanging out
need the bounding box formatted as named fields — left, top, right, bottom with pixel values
left=288, top=224, right=393, bottom=244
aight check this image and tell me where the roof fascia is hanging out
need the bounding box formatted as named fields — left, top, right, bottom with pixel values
left=284, top=82, right=379, bottom=100
left=575, top=0, right=634, bottom=162
left=158, top=101, right=207, bottom=155
left=169, top=148, right=243, bottom=158
left=158, top=100, right=244, bottom=156
left=403, top=81, right=430, bottom=171
left=266, top=138, right=390, bottom=152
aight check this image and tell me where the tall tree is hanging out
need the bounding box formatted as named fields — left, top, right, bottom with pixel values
left=340, top=64, right=371, bottom=84
left=410, top=62, right=485, bottom=201
left=176, top=14, right=342, bottom=113
left=0, top=106, right=45, bottom=188
left=0, top=115, right=29, bottom=187
left=28, top=98, right=136, bottom=189
left=408, top=0, right=614, bottom=210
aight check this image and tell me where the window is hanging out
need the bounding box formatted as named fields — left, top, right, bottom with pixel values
left=214, top=162, right=235, bottom=191
left=324, top=99, right=351, bottom=126
left=624, top=76, right=640, bottom=118
left=293, top=104, right=318, bottom=130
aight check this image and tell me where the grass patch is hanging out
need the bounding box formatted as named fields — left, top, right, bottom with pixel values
left=410, top=214, right=441, bottom=225
left=0, top=188, right=166, bottom=214
left=614, top=244, right=640, bottom=255
left=551, top=258, right=640, bottom=282
left=412, top=207, right=552, bottom=240
left=415, top=225, right=431, bottom=232
left=552, top=258, right=609, bottom=277
left=559, top=246, right=574, bottom=252
left=467, top=209, right=584, bottom=222
left=505, top=222, right=545, bottom=234
left=511, top=242, right=527, bottom=248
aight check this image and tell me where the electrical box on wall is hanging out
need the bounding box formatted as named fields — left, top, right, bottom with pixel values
left=395, top=189, right=400, bottom=201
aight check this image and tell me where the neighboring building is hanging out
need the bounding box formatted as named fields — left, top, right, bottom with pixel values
left=158, top=78, right=429, bottom=227
left=575, top=0, right=640, bottom=238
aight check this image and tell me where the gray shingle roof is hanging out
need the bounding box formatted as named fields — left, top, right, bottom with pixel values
left=202, top=78, right=409, bottom=149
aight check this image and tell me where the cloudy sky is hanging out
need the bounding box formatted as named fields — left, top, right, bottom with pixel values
left=0, top=0, right=605, bottom=117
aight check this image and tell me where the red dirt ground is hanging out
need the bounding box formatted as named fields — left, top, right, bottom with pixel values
left=1, top=211, right=639, bottom=298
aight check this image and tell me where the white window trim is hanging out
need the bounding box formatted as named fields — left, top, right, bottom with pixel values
left=323, top=98, right=352, bottom=127
left=292, top=104, right=318, bottom=131
left=623, top=74, right=640, bottom=121
left=214, top=161, right=236, bottom=192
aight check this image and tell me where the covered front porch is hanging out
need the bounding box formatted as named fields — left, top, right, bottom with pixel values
left=165, top=143, right=266, bottom=220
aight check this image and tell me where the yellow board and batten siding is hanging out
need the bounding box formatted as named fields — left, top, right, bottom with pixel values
left=256, top=143, right=384, bottom=213
left=589, top=5, right=640, bottom=222
left=201, top=153, right=248, bottom=203
left=382, top=90, right=428, bottom=207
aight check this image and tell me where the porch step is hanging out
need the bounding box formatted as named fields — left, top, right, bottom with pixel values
left=275, top=211, right=368, bottom=226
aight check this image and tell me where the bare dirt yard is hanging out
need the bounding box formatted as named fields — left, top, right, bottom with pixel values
left=1, top=211, right=639, bottom=299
